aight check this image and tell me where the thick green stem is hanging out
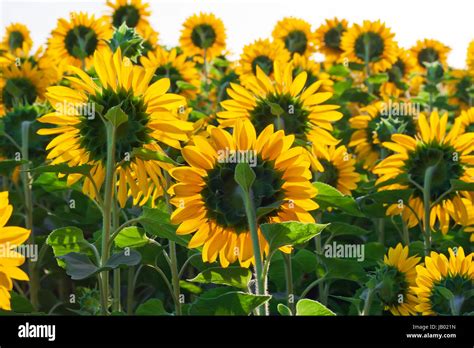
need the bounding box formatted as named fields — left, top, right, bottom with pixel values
left=362, top=288, right=375, bottom=316
left=126, top=266, right=135, bottom=315
left=21, top=122, right=38, bottom=310
left=377, top=218, right=385, bottom=244
left=112, top=269, right=121, bottom=312
left=283, top=252, right=295, bottom=315
left=422, top=166, right=436, bottom=256
left=314, top=234, right=326, bottom=304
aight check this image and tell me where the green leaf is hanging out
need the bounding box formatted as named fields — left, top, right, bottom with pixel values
left=33, top=173, right=69, bottom=192
left=437, top=286, right=454, bottom=300
left=313, top=182, right=364, bottom=217
left=114, top=226, right=149, bottom=249
left=326, top=222, right=369, bottom=238
left=256, top=200, right=284, bottom=219
left=135, top=299, right=170, bottom=315
left=296, top=299, right=336, bottom=316
left=277, top=303, right=292, bottom=316
left=450, top=179, right=474, bottom=192
left=317, top=254, right=368, bottom=283
left=10, top=293, right=34, bottom=313
left=132, top=148, right=177, bottom=165
left=188, top=291, right=270, bottom=315
left=104, top=249, right=141, bottom=269
left=264, top=100, right=285, bottom=117
left=357, top=189, right=414, bottom=218
left=188, top=267, right=252, bottom=289
left=0, top=159, right=27, bottom=176
left=328, top=64, right=350, bottom=77
left=30, top=163, right=94, bottom=176
left=139, top=207, right=190, bottom=247
left=57, top=252, right=99, bottom=280
left=367, top=73, right=389, bottom=84
left=0, top=119, right=4, bottom=135
left=104, top=105, right=128, bottom=127
left=234, top=162, right=255, bottom=192
left=261, top=221, right=328, bottom=251
left=176, top=80, right=197, bottom=91
left=46, top=227, right=91, bottom=268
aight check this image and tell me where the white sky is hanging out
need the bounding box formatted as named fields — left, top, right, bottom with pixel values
left=1, top=0, right=473, bottom=68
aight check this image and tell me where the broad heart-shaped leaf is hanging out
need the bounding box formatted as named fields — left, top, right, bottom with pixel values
left=188, top=267, right=252, bottom=289
left=104, top=249, right=141, bottom=269
left=104, top=105, right=128, bottom=127
left=132, top=148, right=177, bottom=165
left=313, top=182, right=364, bottom=217
left=139, top=207, right=190, bottom=247
left=0, top=159, right=27, bottom=176
left=114, top=226, right=149, bottom=249
left=357, top=189, right=414, bottom=218
left=135, top=299, right=170, bottom=315
left=316, top=254, right=368, bottom=283
left=261, top=222, right=328, bottom=252
left=30, top=163, right=94, bottom=176
left=57, top=252, right=99, bottom=280
left=296, top=299, right=336, bottom=316
left=188, top=291, right=270, bottom=315
left=450, top=179, right=474, bottom=192
left=46, top=227, right=91, bottom=268
left=234, top=162, right=255, bottom=192
left=277, top=303, right=292, bottom=316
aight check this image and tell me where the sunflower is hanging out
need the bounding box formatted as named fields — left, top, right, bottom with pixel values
left=410, top=39, right=450, bottom=72
left=413, top=247, right=473, bottom=315
left=0, top=191, right=30, bottom=311
left=464, top=199, right=474, bottom=242
left=373, top=111, right=474, bottom=234
left=349, top=101, right=417, bottom=169
left=1, top=23, right=33, bottom=55
left=312, top=145, right=360, bottom=195
left=272, top=17, right=316, bottom=58
left=141, top=47, right=200, bottom=99
left=236, top=39, right=290, bottom=86
left=467, top=40, right=474, bottom=75
left=291, top=53, right=333, bottom=92
left=380, top=48, right=417, bottom=99
left=341, top=20, right=397, bottom=74
left=47, top=12, right=112, bottom=69
left=374, top=244, right=421, bottom=316
left=0, top=60, right=47, bottom=115
left=37, top=46, right=193, bottom=207
left=179, top=13, right=226, bottom=61
left=314, top=18, right=348, bottom=62
left=136, top=24, right=159, bottom=56
left=457, top=107, right=474, bottom=133
left=169, top=119, right=318, bottom=267
left=107, top=0, right=151, bottom=32
left=446, top=69, right=473, bottom=109
left=218, top=60, right=342, bottom=169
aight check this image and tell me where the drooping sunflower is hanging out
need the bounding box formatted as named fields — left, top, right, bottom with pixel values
left=0, top=61, right=47, bottom=115
left=0, top=191, right=30, bottom=311
left=467, top=40, right=474, bottom=75
left=169, top=119, right=318, bottom=268
left=373, top=111, right=474, bottom=234
left=272, top=17, right=316, bottom=58
left=380, top=48, right=417, bottom=99
left=413, top=247, right=473, bottom=315
left=218, top=60, right=342, bottom=169
left=410, top=39, right=451, bottom=72
left=1, top=23, right=33, bottom=55
left=291, top=53, right=333, bottom=92
left=37, top=46, right=193, bottom=207
left=236, top=39, right=290, bottom=86
left=107, top=0, right=151, bottom=32
left=349, top=101, right=417, bottom=169
left=141, top=47, right=200, bottom=99
left=374, top=244, right=421, bottom=316
left=314, top=18, right=348, bottom=62
left=312, top=145, right=360, bottom=195
left=179, top=13, right=226, bottom=61
left=47, top=12, right=112, bottom=69
left=341, top=20, right=398, bottom=73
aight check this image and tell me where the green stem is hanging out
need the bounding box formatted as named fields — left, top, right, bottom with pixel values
left=126, top=266, right=135, bottom=315
left=314, top=233, right=326, bottom=304
left=377, top=218, right=385, bottom=244
left=402, top=218, right=410, bottom=245
left=362, top=288, right=375, bottom=316
left=283, top=252, right=295, bottom=315
left=300, top=277, right=326, bottom=299
left=363, top=34, right=372, bottom=93
left=422, top=166, right=436, bottom=256
left=112, top=269, right=121, bottom=312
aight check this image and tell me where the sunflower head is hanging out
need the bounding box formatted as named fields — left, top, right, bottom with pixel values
left=413, top=247, right=473, bottom=315
left=38, top=46, right=192, bottom=207
left=141, top=47, right=200, bottom=99
left=107, top=0, right=151, bottom=31
left=372, top=244, right=421, bottom=315
left=291, top=53, right=333, bottom=92
left=446, top=70, right=474, bottom=109
left=272, top=17, right=316, bottom=58
left=1, top=23, right=33, bottom=55
left=341, top=20, right=397, bottom=73
left=0, top=191, right=31, bottom=311
left=410, top=39, right=451, bottom=72
left=236, top=38, right=290, bottom=86
left=458, top=107, right=474, bottom=134
left=169, top=119, right=318, bottom=267
left=179, top=13, right=226, bottom=60
left=467, top=40, right=474, bottom=76
left=314, top=18, right=348, bottom=62
left=47, top=12, right=112, bottom=69
left=374, top=111, right=474, bottom=233
left=380, top=48, right=417, bottom=98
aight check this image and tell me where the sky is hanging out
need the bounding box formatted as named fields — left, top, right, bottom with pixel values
left=1, top=0, right=473, bottom=68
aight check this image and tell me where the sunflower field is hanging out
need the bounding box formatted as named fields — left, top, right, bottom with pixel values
left=0, top=0, right=473, bottom=319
